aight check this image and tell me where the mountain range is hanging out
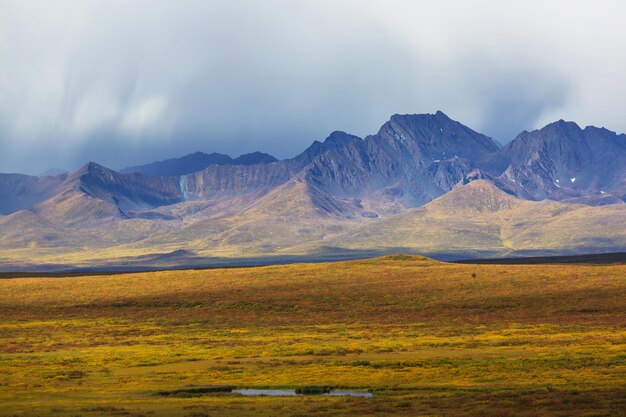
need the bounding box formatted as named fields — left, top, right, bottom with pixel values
left=1, top=111, right=624, bottom=271
left=120, top=151, right=278, bottom=176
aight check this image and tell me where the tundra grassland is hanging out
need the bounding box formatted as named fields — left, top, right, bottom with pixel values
left=0, top=255, right=625, bottom=416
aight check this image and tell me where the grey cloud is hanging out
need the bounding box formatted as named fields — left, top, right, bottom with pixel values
left=460, top=62, right=570, bottom=143
left=0, top=1, right=624, bottom=174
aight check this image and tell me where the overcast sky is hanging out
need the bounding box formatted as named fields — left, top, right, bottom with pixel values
left=1, top=0, right=626, bottom=174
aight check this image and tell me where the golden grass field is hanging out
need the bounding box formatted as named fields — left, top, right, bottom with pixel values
left=0, top=255, right=625, bottom=416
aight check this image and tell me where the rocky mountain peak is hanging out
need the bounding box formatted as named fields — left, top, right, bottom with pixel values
left=540, top=119, right=583, bottom=140
left=293, top=131, right=361, bottom=165
left=489, top=118, right=626, bottom=203
left=73, top=161, right=108, bottom=177
left=373, top=112, right=500, bottom=162
left=324, top=131, right=360, bottom=146
left=232, top=151, right=278, bottom=165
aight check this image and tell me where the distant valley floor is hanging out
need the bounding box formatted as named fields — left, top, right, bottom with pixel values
left=0, top=247, right=626, bottom=279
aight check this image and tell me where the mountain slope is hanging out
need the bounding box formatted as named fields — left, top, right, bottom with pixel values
left=210, top=178, right=364, bottom=254
left=306, top=180, right=626, bottom=258
left=142, top=176, right=371, bottom=257
left=16, top=163, right=185, bottom=227
left=0, top=210, right=76, bottom=249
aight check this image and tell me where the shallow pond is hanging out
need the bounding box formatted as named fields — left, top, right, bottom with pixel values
left=232, top=389, right=373, bottom=398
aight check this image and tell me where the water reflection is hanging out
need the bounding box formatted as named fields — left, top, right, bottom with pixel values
left=232, top=389, right=373, bottom=398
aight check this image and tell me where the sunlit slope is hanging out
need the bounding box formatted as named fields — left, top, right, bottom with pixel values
left=144, top=179, right=626, bottom=260
left=145, top=178, right=369, bottom=256
left=0, top=210, right=76, bottom=249
left=310, top=180, right=626, bottom=257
